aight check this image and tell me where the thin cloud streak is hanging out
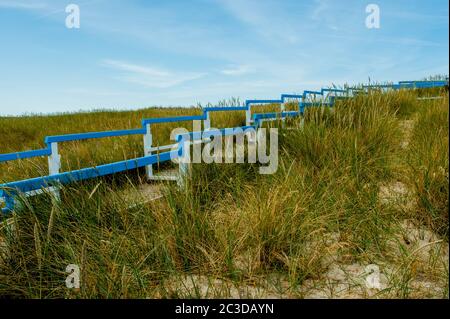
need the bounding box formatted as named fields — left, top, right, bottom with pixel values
left=220, top=65, right=252, bottom=76
left=102, top=59, right=207, bottom=89
left=0, top=0, right=46, bottom=10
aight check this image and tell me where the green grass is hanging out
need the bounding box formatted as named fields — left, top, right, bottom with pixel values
left=0, top=87, right=448, bottom=298
left=406, top=100, right=449, bottom=237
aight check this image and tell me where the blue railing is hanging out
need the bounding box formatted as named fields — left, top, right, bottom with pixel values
left=0, top=80, right=448, bottom=214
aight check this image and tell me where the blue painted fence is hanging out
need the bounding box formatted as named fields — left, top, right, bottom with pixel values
left=0, top=80, right=448, bottom=214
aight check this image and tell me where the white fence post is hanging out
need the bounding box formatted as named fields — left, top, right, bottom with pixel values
left=143, top=123, right=153, bottom=180
left=280, top=102, right=286, bottom=128
left=246, top=106, right=252, bottom=126
left=177, top=139, right=191, bottom=188
left=246, top=106, right=257, bottom=144
left=47, top=142, right=61, bottom=199
left=204, top=112, right=211, bottom=131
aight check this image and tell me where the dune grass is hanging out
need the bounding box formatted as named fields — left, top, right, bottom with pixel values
left=0, top=87, right=448, bottom=298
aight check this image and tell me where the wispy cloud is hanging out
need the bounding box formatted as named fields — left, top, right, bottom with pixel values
left=220, top=64, right=252, bottom=76
left=386, top=11, right=449, bottom=23
left=0, top=0, right=46, bottom=10
left=217, top=0, right=300, bottom=44
left=394, top=37, right=441, bottom=47
left=311, top=0, right=329, bottom=21
left=102, top=59, right=207, bottom=89
left=102, top=59, right=171, bottom=77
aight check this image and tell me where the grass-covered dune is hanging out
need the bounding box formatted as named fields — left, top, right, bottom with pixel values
left=0, top=87, right=448, bottom=298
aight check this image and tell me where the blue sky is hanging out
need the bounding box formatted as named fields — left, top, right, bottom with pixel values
left=0, top=0, right=448, bottom=115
